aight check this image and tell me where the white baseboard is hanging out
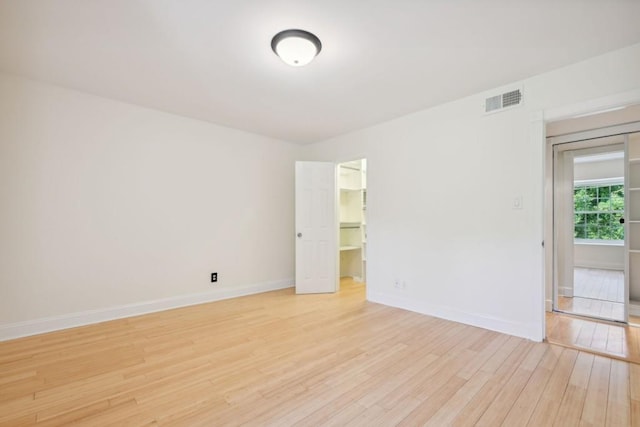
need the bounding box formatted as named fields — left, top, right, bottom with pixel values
left=368, top=290, right=543, bottom=342
left=546, top=299, right=553, bottom=312
left=0, top=279, right=294, bottom=342
left=574, top=262, right=624, bottom=271
left=558, top=286, right=574, bottom=297
left=629, top=302, right=640, bottom=317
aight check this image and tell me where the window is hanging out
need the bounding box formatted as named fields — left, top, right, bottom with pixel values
left=574, top=183, right=624, bottom=241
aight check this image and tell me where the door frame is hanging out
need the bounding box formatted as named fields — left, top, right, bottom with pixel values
left=550, top=137, right=626, bottom=322
left=534, top=88, right=640, bottom=341
left=335, top=156, right=368, bottom=294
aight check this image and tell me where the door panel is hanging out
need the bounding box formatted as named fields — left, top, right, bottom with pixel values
left=295, top=162, right=337, bottom=294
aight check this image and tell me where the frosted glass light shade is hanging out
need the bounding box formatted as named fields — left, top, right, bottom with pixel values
left=271, top=29, right=322, bottom=67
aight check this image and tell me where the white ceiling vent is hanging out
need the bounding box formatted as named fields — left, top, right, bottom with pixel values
left=484, top=88, right=523, bottom=114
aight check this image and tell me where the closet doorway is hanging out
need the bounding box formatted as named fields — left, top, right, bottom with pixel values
left=552, top=138, right=626, bottom=322
left=548, top=115, right=640, bottom=324
left=338, top=159, right=367, bottom=288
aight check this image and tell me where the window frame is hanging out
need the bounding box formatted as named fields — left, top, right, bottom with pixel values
left=573, top=177, right=624, bottom=244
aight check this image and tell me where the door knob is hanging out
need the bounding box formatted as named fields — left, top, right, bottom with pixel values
left=297, top=232, right=302, bottom=238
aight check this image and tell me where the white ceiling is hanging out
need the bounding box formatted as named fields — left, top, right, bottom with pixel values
left=1, top=1, right=639, bottom=144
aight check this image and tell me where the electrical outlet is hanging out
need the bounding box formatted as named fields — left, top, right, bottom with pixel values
left=211, top=272, right=218, bottom=283
left=394, top=279, right=407, bottom=290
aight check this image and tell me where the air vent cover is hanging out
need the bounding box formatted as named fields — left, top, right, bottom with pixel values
left=484, top=88, right=523, bottom=114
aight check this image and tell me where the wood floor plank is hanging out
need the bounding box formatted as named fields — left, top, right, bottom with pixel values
left=474, top=342, right=547, bottom=426
left=423, top=371, right=492, bottom=426
left=527, top=348, right=579, bottom=426
left=396, top=375, right=467, bottom=426
left=449, top=339, right=533, bottom=426
left=631, top=363, right=640, bottom=427
left=501, top=345, right=560, bottom=426
left=547, top=312, right=640, bottom=364
left=580, top=355, right=611, bottom=427
left=553, top=351, right=594, bottom=426
left=1, top=278, right=640, bottom=426
left=606, top=359, right=631, bottom=426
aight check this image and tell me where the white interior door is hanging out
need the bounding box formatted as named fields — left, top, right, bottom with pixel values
left=295, top=161, right=338, bottom=294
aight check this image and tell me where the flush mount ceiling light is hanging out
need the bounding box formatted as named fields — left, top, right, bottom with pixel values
left=271, top=29, right=322, bottom=67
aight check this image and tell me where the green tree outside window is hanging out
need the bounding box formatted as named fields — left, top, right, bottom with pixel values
left=574, top=184, right=624, bottom=240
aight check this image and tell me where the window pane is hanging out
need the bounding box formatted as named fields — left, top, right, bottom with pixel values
left=612, top=186, right=624, bottom=211
left=574, top=189, right=587, bottom=211
left=613, top=212, right=624, bottom=225
left=574, top=183, right=624, bottom=241
left=598, top=213, right=612, bottom=226
left=599, top=225, right=613, bottom=240
left=613, top=224, right=624, bottom=240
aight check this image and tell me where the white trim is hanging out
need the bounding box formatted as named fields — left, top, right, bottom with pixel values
left=0, top=279, right=294, bottom=342
left=368, top=290, right=543, bottom=342
left=629, top=302, right=640, bottom=317
left=541, top=88, right=640, bottom=329
left=573, top=152, right=624, bottom=164
left=574, top=177, right=623, bottom=187
left=547, top=122, right=640, bottom=145
left=545, top=299, right=553, bottom=312
left=573, top=261, right=624, bottom=271
left=544, top=89, right=640, bottom=123
left=572, top=106, right=627, bottom=119
left=531, top=111, right=547, bottom=341
left=575, top=239, right=624, bottom=246
left=558, top=286, right=574, bottom=297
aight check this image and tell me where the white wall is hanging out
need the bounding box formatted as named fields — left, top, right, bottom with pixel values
left=305, top=43, right=640, bottom=341
left=575, top=244, right=624, bottom=270
left=0, top=73, right=301, bottom=337
left=574, top=158, right=623, bottom=181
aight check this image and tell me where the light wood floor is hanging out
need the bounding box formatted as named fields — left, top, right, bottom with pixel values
left=2, top=279, right=640, bottom=426
left=547, top=312, right=640, bottom=365
left=558, top=296, right=625, bottom=322
left=559, top=268, right=625, bottom=321
left=574, top=268, right=624, bottom=303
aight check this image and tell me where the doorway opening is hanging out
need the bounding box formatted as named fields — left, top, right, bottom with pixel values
left=338, top=159, right=367, bottom=290
left=553, top=141, right=625, bottom=322
left=547, top=107, right=640, bottom=325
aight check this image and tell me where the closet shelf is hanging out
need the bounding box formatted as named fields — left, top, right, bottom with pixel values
left=339, top=158, right=367, bottom=283
left=340, top=222, right=361, bottom=229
